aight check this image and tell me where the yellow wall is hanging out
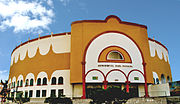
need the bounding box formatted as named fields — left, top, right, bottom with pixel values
left=149, top=50, right=172, bottom=81
left=9, top=15, right=172, bottom=85
left=70, top=15, right=171, bottom=84
left=9, top=46, right=70, bottom=82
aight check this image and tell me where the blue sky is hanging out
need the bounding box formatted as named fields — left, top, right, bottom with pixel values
left=0, top=0, right=179, bottom=81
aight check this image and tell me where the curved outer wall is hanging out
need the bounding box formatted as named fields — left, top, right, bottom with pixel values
left=9, top=33, right=71, bottom=81
left=148, top=39, right=172, bottom=82
left=8, top=15, right=172, bottom=98
left=8, top=33, right=72, bottom=97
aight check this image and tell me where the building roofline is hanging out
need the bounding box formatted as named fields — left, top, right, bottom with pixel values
left=11, top=32, right=71, bottom=55
left=148, top=38, right=168, bottom=52
left=71, top=15, right=147, bottom=29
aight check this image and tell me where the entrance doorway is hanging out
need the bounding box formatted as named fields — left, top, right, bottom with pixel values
left=86, top=83, right=138, bottom=100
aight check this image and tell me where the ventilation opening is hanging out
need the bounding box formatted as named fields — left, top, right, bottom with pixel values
left=107, top=51, right=124, bottom=60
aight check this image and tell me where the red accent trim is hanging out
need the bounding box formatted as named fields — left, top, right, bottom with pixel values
left=11, top=32, right=71, bottom=55
left=82, top=31, right=149, bottom=98
left=82, top=61, right=86, bottom=99
left=85, top=69, right=106, bottom=79
left=127, top=69, right=144, bottom=78
left=71, top=15, right=147, bottom=29
left=142, top=62, right=149, bottom=97
left=98, top=46, right=132, bottom=63
left=125, top=81, right=130, bottom=93
left=105, top=69, right=127, bottom=81
left=103, top=81, right=108, bottom=90
left=106, top=50, right=125, bottom=61
left=127, top=68, right=149, bottom=97
left=148, top=38, right=168, bottom=52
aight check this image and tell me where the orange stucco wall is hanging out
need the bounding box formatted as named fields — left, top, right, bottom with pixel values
left=9, top=46, right=70, bottom=82
left=70, top=15, right=172, bottom=84
left=8, top=15, right=172, bottom=85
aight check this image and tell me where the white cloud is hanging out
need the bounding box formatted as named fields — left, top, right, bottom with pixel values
left=47, top=0, right=53, bottom=7
left=0, top=0, right=54, bottom=33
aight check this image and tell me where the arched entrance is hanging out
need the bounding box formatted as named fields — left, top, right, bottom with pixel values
left=82, top=31, right=149, bottom=99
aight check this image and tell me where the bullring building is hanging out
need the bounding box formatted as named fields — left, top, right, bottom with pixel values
left=8, top=15, right=172, bottom=98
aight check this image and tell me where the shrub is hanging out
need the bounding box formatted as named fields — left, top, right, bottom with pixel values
left=44, top=97, right=72, bottom=104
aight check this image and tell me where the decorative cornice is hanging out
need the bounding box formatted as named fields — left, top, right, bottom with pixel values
left=71, top=15, right=147, bottom=29
left=12, top=32, right=71, bottom=55
left=148, top=38, right=168, bottom=52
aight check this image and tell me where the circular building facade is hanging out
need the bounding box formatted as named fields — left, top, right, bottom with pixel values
left=8, top=15, right=172, bottom=98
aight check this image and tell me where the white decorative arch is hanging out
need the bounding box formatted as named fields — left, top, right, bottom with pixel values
left=161, top=74, right=166, bottom=84
left=12, top=76, right=16, bottom=87
left=153, top=72, right=159, bottom=79
left=25, top=73, right=35, bottom=85
left=25, top=73, right=35, bottom=80
left=17, top=74, right=24, bottom=81
left=12, top=76, right=16, bottom=82
left=149, top=40, right=169, bottom=62
left=85, top=32, right=144, bottom=83
left=153, top=72, right=159, bottom=84
left=50, top=70, right=70, bottom=84
left=106, top=71, right=126, bottom=82
left=37, top=71, right=48, bottom=84
left=37, top=71, right=48, bottom=79
left=11, top=35, right=71, bottom=66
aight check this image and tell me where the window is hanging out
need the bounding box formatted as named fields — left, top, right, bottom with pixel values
left=92, top=76, right=98, bottom=80
left=51, top=89, right=56, bottom=97
left=13, top=82, right=15, bottom=87
left=29, top=90, right=33, bottom=97
left=25, top=79, right=29, bottom=86
left=58, top=89, right=63, bottom=97
left=37, top=78, right=41, bottom=85
left=36, top=90, right=40, bottom=97
left=42, top=90, right=46, bottom=97
left=134, top=77, right=139, bottom=80
left=156, top=78, right=159, bottom=84
left=51, top=77, right=56, bottom=85
left=43, top=77, right=47, bottom=85
left=161, top=74, right=166, bottom=84
left=167, top=76, right=171, bottom=82
left=58, top=77, right=63, bottom=84
left=17, top=81, right=19, bottom=87
left=107, top=51, right=124, bottom=60
left=30, top=79, right=33, bottom=86
left=20, top=80, right=23, bottom=87
left=25, top=91, right=28, bottom=98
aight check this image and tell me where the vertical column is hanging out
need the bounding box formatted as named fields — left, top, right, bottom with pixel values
left=125, top=81, right=130, bottom=93
left=143, top=62, right=149, bottom=97
left=56, top=89, right=58, bottom=98
left=81, top=61, right=86, bottom=99
left=33, top=89, right=36, bottom=98
left=46, top=88, right=50, bottom=97
left=103, top=81, right=108, bottom=90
